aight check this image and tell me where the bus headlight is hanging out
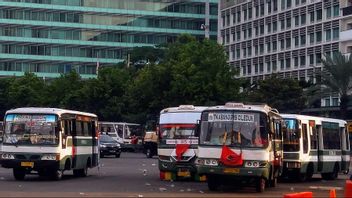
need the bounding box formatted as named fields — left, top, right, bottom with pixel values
left=41, top=154, right=59, bottom=161
left=196, top=158, right=218, bottom=166
left=195, top=158, right=204, bottom=165
left=2, top=153, right=15, bottom=160
left=245, top=161, right=267, bottom=168
left=204, top=159, right=219, bottom=166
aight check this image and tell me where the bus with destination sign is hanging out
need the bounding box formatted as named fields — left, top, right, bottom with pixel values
left=196, top=103, right=284, bottom=192
left=0, top=107, right=99, bottom=180
left=158, top=105, right=208, bottom=181
left=281, top=114, right=350, bottom=181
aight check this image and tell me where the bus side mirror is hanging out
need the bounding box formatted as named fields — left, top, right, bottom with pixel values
left=194, top=120, right=201, bottom=137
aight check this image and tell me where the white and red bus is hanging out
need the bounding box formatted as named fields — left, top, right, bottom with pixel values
left=158, top=105, right=208, bottom=181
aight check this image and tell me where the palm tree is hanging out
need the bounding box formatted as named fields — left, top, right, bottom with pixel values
left=321, top=51, right=352, bottom=119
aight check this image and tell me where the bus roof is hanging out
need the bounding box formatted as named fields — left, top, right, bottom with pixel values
left=5, top=107, right=97, bottom=118
left=281, top=114, right=346, bottom=126
left=205, top=102, right=279, bottom=115
left=98, top=121, right=140, bottom=126
left=160, top=105, right=208, bottom=114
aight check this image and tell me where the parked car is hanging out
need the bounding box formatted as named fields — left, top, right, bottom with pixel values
left=99, top=134, right=121, bottom=158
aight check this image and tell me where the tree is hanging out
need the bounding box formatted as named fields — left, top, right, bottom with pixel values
left=93, top=67, right=131, bottom=121
left=321, top=52, right=352, bottom=119
left=8, top=73, right=46, bottom=108
left=0, top=78, right=13, bottom=116
left=245, top=75, right=306, bottom=113
left=126, top=34, right=242, bottom=124
left=165, top=34, right=242, bottom=106
left=43, top=71, right=84, bottom=109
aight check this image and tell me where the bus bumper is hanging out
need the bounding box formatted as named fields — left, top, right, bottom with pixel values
left=159, top=160, right=198, bottom=180
left=197, top=166, right=270, bottom=180
left=1, top=159, right=60, bottom=170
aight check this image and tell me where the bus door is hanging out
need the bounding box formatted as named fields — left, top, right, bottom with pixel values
left=316, top=124, right=323, bottom=172
left=309, top=120, right=319, bottom=172
left=91, top=121, right=98, bottom=167
left=341, top=126, right=349, bottom=171
left=301, top=123, right=309, bottom=165
left=72, top=119, right=77, bottom=168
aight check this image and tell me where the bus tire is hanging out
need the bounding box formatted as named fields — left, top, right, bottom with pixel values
left=52, top=170, right=63, bottom=180
left=73, top=167, right=87, bottom=177
left=64, top=159, right=71, bottom=171
left=297, top=172, right=307, bottom=182
left=73, top=160, right=88, bottom=177
left=115, top=153, right=120, bottom=158
left=13, top=168, right=25, bottom=181
left=207, top=175, right=220, bottom=191
left=146, top=148, right=152, bottom=158
left=322, top=163, right=339, bottom=180
left=256, top=177, right=266, bottom=193
left=306, top=163, right=314, bottom=181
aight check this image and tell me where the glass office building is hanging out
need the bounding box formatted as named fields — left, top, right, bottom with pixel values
left=0, top=0, right=218, bottom=78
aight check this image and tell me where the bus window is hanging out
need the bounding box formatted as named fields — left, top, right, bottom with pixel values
left=117, top=125, right=123, bottom=138
left=64, top=120, right=71, bottom=135
left=345, top=128, right=350, bottom=150
left=82, top=122, right=89, bottom=137
left=302, top=124, right=308, bottom=153
left=76, top=121, right=83, bottom=136
left=322, top=122, right=340, bottom=149
left=310, top=125, right=317, bottom=149
left=87, top=122, right=93, bottom=137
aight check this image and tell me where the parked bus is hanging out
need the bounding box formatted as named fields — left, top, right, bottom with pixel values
left=0, top=107, right=99, bottom=180
left=99, top=122, right=143, bottom=151
left=197, top=102, right=283, bottom=192
left=281, top=114, right=350, bottom=181
left=158, top=105, right=208, bottom=181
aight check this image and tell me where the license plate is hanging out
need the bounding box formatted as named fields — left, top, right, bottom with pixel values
left=21, top=162, right=34, bottom=168
left=109, top=150, right=116, bottom=153
left=177, top=169, right=191, bottom=177
left=223, top=168, right=240, bottom=174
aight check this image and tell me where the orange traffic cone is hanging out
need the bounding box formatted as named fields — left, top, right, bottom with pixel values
left=283, top=192, right=313, bottom=198
left=346, top=180, right=352, bottom=198
left=330, top=188, right=336, bottom=198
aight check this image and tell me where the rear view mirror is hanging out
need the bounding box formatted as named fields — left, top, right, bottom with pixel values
left=194, top=120, right=201, bottom=137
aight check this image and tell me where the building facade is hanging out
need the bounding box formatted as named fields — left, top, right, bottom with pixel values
left=0, top=0, right=218, bottom=78
left=219, top=0, right=342, bottom=84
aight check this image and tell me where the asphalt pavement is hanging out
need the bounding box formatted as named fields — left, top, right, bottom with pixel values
left=0, top=152, right=348, bottom=197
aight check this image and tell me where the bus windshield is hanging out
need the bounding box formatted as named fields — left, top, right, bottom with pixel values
left=160, top=124, right=196, bottom=139
left=3, top=114, right=59, bottom=145
left=199, top=111, right=269, bottom=148
left=283, top=119, right=300, bottom=151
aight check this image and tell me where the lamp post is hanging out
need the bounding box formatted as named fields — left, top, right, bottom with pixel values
left=203, top=0, right=210, bottom=39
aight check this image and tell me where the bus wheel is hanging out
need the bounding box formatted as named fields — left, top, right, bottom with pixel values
left=52, top=170, right=63, bottom=180
left=13, top=168, right=25, bottom=181
left=115, top=153, right=120, bottom=158
left=306, top=164, right=314, bottom=181
left=322, top=164, right=339, bottom=180
left=298, top=173, right=307, bottom=182
left=255, top=177, right=266, bottom=193
left=207, top=175, right=220, bottom=191
left=146, top=148, right=153, bottom=158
